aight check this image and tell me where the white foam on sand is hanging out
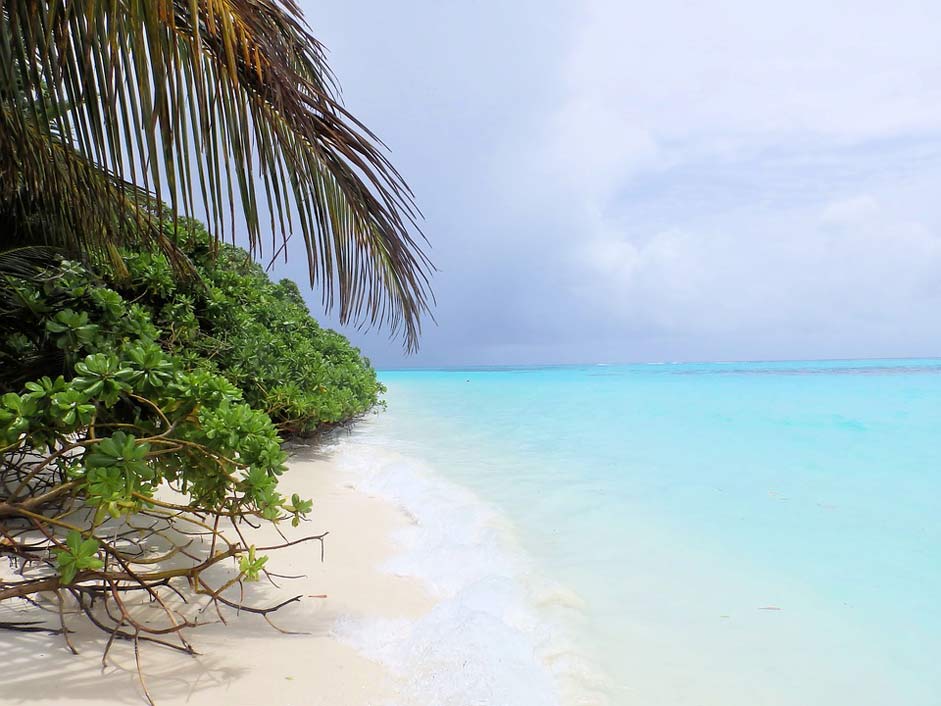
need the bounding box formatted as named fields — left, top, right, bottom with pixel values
left=327, top=437, right=610, bottom=706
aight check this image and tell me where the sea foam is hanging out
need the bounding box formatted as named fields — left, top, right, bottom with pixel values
left=327, top=438, right=609, bottom=706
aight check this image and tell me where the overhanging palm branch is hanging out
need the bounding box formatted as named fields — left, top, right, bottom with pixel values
left=0, top=245, right=64, bottom=382
left=0, top=0, right=432, bottom=349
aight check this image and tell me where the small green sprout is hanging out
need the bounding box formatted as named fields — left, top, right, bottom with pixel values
left=55, top=531, right=104, bottom=585
left=239, top=546, right=268, bottom=582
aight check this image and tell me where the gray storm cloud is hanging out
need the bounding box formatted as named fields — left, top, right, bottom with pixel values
left=273, top=0, right=941, bottom=367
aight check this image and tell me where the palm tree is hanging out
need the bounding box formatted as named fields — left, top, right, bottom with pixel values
left=0, top=0, right=432, bottom=349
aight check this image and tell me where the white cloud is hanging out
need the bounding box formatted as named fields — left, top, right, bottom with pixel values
left=560, top=0, right=941, bottom=148
left=520, top=0, right=941, bottom=360
left=820, top=195, right=880, bottom=226
left=294, top=0, right=941, bottom=364
left=534, top=0, right=941, bottom=213
left=573, top=193, right=941, bottom=352
left=548, top=99, right=660, bottom=200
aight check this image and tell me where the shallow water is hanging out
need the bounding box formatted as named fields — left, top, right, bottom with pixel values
left=341, top=360, right=941, bottom=705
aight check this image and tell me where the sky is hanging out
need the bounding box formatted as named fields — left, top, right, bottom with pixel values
left=270, top=0, right=941, bottom=367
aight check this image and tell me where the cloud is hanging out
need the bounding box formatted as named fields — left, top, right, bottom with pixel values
left=820, top=195, right=880, bottom=226
left=547, top=99, right=660, bottom=201
left=523, top=0, right=941, bottom=360
left=558, top=0, right=941, bottom=148
left=568, top=190, right=941, bottom=358
left=287, top=0, right=941, bottom=365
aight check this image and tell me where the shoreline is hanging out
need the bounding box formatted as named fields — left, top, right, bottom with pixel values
left=318, top=431, right=595, bottom=706
left=3, top=444, right=434, bottom=706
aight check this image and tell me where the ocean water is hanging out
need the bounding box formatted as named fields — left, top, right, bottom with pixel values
left=331, top=360, right=941, bottom=706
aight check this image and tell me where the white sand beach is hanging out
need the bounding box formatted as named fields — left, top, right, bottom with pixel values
left=2, top=445, right=434, bottom=706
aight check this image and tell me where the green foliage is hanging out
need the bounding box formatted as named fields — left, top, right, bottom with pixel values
left=0, top=227, right=380, bottom=663
left=73, top=353, right=130, bottom=407
left=0, top=391, right=36, bottom=445
left=110, top=219, right=384, bottom=434
left=1, top=220, right=383, bottom=435
left=46, top=310, right=99, bottom=350
left=238, top=545, right=268, bottom=582
left=2, top=0, right=425, bottom=682
left=2, top=0, right=432, bottom=350
left=54, top=532, right=104, bottom=586
left=0, top=258, right=317, bottom=589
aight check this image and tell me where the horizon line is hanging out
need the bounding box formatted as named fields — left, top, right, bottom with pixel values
left=376, top=354, right=941, bottom=373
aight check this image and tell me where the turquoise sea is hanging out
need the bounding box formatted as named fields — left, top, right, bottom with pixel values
left=333, top=359, right=941, bottom=705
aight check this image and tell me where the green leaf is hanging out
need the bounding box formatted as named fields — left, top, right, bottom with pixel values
left=55, top=531, right=103, bottom=585
left=85, top=431, right=152, bottom=479
left=120, top=342, right=174, bottom=390
left=238, top=546, right=268, bottom=582
left=73, top=353, right=131, bottom=406
left=45, top=310, right=99, bottom=351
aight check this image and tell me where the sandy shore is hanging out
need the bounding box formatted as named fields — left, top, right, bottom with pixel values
left=2, top=445, right=434, bottom=706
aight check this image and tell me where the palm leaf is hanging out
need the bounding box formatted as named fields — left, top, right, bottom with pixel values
left=0, top=0, right=432, bottom=349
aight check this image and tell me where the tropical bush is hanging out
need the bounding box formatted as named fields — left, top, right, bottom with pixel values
left=112, top=220, right=385, bottom=434
left=1, top=1, right=428, bottom=700
left=0, top=252, right=363, bottom=701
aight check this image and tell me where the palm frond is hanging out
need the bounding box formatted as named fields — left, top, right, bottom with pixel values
left=0, top=245, right=60, bottom=280
left=0, top=245, right=62, bottom=379
left=0, top=0, right=432, bottom=349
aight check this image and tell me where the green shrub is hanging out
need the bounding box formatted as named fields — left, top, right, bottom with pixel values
left=112, top=219, right=384, bottom=434
left=0, top=259, right=315, bottom=652
left=0, top=258, right=305, bottom=524
left=0, top=225, right=381, bottom=669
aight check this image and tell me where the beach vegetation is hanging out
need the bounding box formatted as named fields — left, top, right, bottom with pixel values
left=115, top=219, right=385, bottom=434
left=0, top=1, right=429, bottom=701
left=0, top=0, right=432, bottom=348
left=0, top=253, right=329, bottom=702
